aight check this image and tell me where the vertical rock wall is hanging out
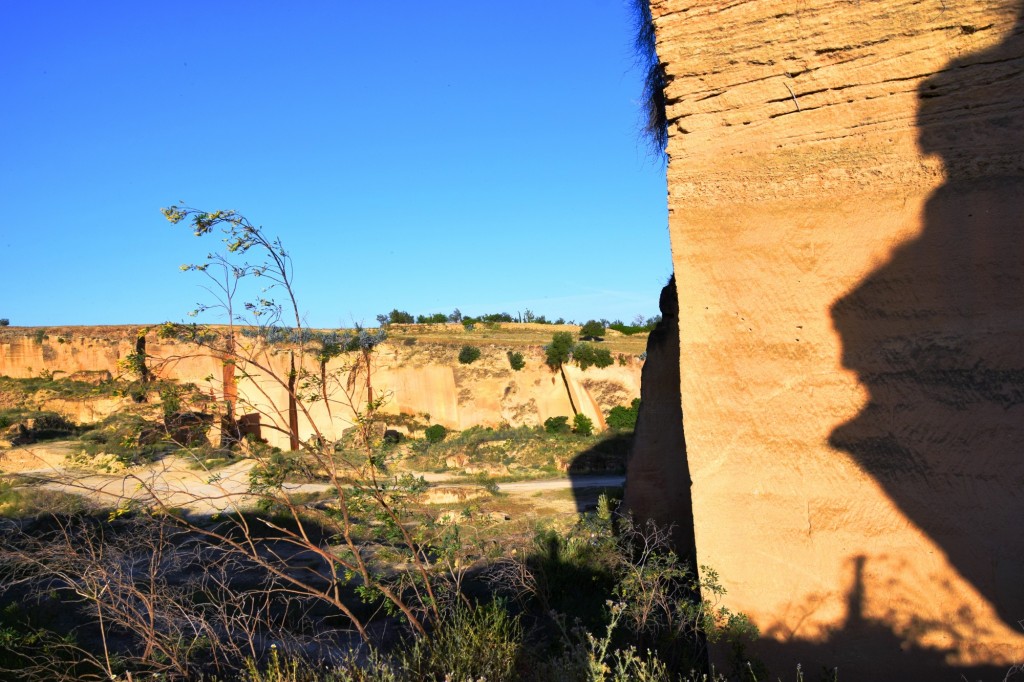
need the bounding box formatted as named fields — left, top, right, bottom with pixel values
left=0, top=328, right=641, bottom=450
left=646, top=0, right=1024, bottom=674
left=623, top=276, right=696, bottom=562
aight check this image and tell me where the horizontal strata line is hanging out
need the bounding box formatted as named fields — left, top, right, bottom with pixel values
left=671, top=46, right=953, bottom=98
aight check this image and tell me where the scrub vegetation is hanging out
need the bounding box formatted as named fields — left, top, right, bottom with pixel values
left=0, top=211, right=758, bottom=681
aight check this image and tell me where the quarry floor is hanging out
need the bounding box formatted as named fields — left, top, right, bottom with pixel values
left=0, top=441, right=624, bottom=518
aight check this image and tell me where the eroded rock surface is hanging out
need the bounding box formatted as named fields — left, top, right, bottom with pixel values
left=0, top=327, right=642, bottom=450
left=644, top=0, right=1024, bottom=675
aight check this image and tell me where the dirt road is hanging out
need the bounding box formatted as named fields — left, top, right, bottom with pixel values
left=2, top=441, right=623, bottom=515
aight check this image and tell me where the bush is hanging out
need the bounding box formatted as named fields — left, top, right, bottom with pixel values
left=0, top=479, right=90, bottom=518
left=607, top=398, right=641, bottom=431
left=543, top=416, right=570, bottom=435
left=507, top=350, right=525, bottom=371
left=572, top=342, right=614, bottom=370
left=416, top=312, right=448, bottom=324
left=386, top=309, right=414, bottom=324
left=545, top=332, right=575, bottom=370
left=458, top=345, right=481, bottom=364
left=580, top=319, right=606, bottom=340
left=0, top=319, right=8, bottom=327
left=573, top=413, right=594, bottom=436
left=403, top=600, right=521, bottom=682
left=608, top=318, right=660, bottom=335
left=78, top=413, right=173, bottom=465
left=424, top=424, right=448, bottom=443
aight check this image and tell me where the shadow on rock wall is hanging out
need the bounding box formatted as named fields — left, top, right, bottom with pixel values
left=757, top=556, right=1014, bottom=681
left=566, top=431, right=632, bottom=512
left=830, top=7, right=1024, bottom=631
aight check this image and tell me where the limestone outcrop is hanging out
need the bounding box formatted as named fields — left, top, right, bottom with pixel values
left=640, top=0, right=1024, bottom=675
left=0, top=327, right=641, bottom=450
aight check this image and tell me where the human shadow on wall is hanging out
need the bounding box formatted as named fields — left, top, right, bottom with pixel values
left=829, top=8, right=1024, bottom=629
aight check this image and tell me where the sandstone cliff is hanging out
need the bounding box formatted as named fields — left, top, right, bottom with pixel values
left=622, top=276, right=696, bottom=562
left=642, top=0, right=1024, bottom=675
left=0, top=326, right=641, bottom=450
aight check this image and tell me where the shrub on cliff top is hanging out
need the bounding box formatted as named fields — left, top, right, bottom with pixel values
left=507, top=351, right=525, bottom=371
left=572, top=342, right=613, bottom=370
left=385, top=309, right=414, bottom=324
left=458, top=345, right=482, bottom=364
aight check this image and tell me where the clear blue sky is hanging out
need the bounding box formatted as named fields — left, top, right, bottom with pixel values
left=0, top=2, right=670, bottom=328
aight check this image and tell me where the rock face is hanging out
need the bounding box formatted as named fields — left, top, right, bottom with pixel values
left=642, top=0, right=1024, bottom=675
left=622, top=276, right=696, bottom=562
left=0, top=327, right=641, bottom=450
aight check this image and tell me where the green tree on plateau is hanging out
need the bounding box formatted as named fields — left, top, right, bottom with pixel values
left=580, top=319, right=606, bottom=340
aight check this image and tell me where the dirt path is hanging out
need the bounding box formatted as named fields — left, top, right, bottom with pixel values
left=497, top=475, right=625, bottom=494
left=2, top=441, right=622, bottom=516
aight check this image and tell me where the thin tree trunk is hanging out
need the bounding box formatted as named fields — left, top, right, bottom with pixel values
left=288, top=351, right=300, bottom=451
left=560, top=365, right=578, bottom=415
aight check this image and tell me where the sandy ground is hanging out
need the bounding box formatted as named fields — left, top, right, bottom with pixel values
left=1, top=441, right=623, bottom=516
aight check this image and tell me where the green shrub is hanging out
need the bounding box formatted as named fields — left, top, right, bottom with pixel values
left=608, top=320, right=659, bottom=335
left=424, top=424, right=448, bottom=443
left=545, top=332, right=574, bottom=370
left=544, top=416, right=570, bottom=435
left=458, top=345, right=481, bottom=364
left=386, top=309, right=414, bottom=324
left=0, top=319, right=8, bottom=327
left=607, top=398, right=641, bottom=431
left=403, top=600, right=521, bottom=682
left=507, top=350, right=525, bottom=371
left=573, top=413, right=594, bottom=436
left=78, top=413, right=172, bottom=465
left=580, top=319, right=606, bottom=340
left=0, top=479, right=90, bottom=517
left=572, top=342, right=614, bottom=370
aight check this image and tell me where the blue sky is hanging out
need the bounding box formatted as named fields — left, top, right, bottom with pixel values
left=0, top=2, right=670, bottom=328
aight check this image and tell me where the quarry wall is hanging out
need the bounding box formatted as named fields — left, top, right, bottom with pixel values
left=0, top=327, right=641, bottom=450
left=643, top=0, right=1024, bottom=675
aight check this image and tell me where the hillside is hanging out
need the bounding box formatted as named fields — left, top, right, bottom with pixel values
left=0, top=323, right=646, bottom=451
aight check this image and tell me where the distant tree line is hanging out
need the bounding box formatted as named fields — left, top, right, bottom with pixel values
left=376, top=308, right=660, bottom=331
